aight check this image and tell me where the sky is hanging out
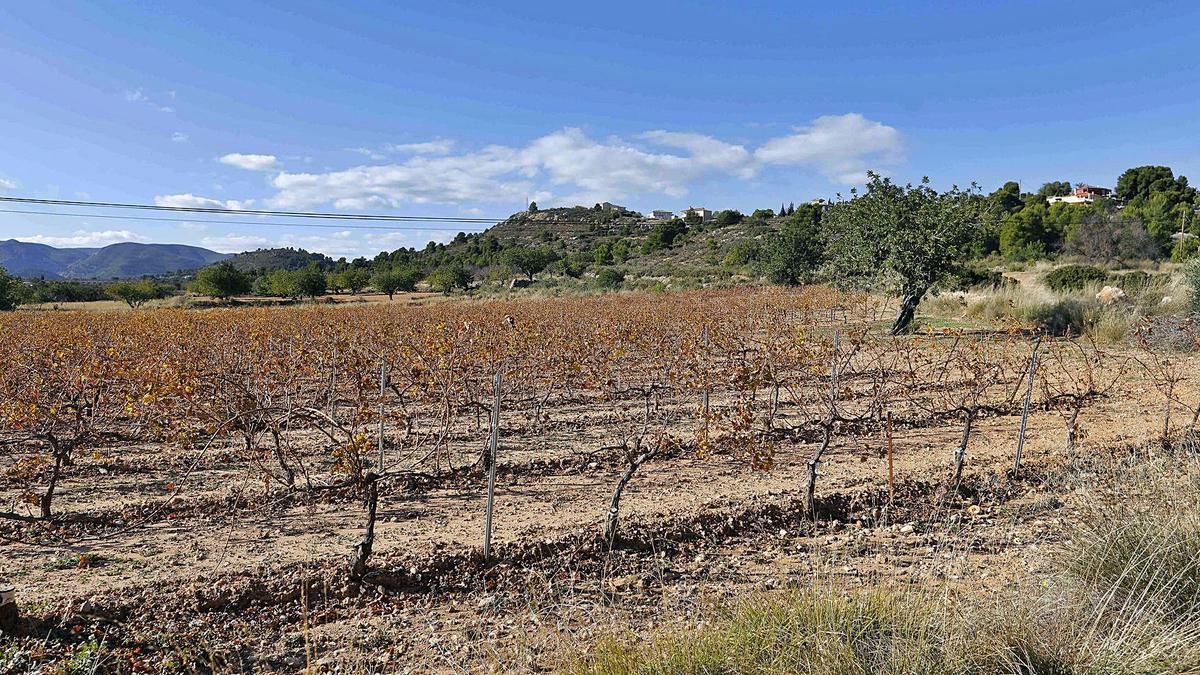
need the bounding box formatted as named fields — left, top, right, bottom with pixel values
left=1, top=1, right=1199, bottom=259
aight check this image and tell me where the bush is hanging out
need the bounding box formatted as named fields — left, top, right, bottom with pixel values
left=714, top=209, right=743, bottom=226
left=193, top=262, right=251, bottom=300
left=722, top=241, right=760, bottom=268
left=0, top=267, right=21, bottom=311
left=947, top=264, right=1013, bottom=291
left=641, top=220, right=687, bottom=253
left=1112, top=270, right=1168, bottom=296
left=426, top=265, right=471, bottom=294
left=594, top=268, right=625, bottom=289
left=1043, top=264, right=1109, bottom=292
left=1186, top=259, right=1200, bottom=313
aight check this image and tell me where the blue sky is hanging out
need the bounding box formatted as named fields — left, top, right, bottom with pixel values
left=1, top=1, right=1199, bottom=258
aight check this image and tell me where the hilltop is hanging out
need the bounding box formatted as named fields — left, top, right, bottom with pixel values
left=0, top=240, right=229, bottom=279
left=222, top=247, right=335, bottom=274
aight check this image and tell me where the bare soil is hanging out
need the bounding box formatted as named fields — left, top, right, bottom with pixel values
left=0, top=349, right=1194, bottom=673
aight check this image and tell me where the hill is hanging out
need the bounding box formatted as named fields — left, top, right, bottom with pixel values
left=222, top=247, right=335, bottom=274
left=0, top=240, right=96, bottom=278
left=483, top=206, right=645, bottom=247
left=0, top=240, right=229, bottom=279
left=436, top=206, right=787, bottom=286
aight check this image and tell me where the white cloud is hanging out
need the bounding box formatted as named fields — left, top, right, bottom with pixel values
left=383, top=139, right=455, bottom=155
left=755, top=113, right=903, bottom=183
left=639, top=131, right=755, bottom=178
left=262, top=115, right=902, bottom=209
left=153, top=194, right=254, bottom=210
left=124, top=88, right=175, bottom=113
left=171, top=132, right=189, bottom=143
left=0, top=177, right=16, bottom=191
left=200, top=234, right=272, bottom=253
left=200, top=227, right=374, bottom=255
left=21, top=229, right=149, bottom=247
left=219, top=153, right=278, bottom=171
left=349, top=147, right=387, bottom=161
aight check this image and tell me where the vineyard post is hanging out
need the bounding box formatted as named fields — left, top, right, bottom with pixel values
left=329, top=348, right=337, bottom=422
left=702, top=324, right=710, bottom=426
left=886, top=411, right=894, bottom=504
left=483, top=370, right=502, bottom=560
left=830, top=330, right=839, bottom=400
left=1013, top=337, right=1041, bottom=474
left=378, top=359, right=387, bottom=471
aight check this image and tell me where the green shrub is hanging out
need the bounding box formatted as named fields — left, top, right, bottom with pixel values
left=1111, top=270, right=1168, bottom=296
left=948, top=265, right=1013, bottom=291
left=1186, top=259, right=1200, bottom=313
left=594, top=268, right=625, bottom=289
left=1043, top=264, right=1109, bottom=292
left=0, top=267, right=21, bottom=311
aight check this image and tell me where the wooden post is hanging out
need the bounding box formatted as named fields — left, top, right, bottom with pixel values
left=702, top=324, right=711, bottom=420
left=483, top=370, right=502, bottom=559
left=829, top=330, right=840, bottom=404
left=1013, top=337, right=1041, bottom=474
left=377, top=359, right=387, bottom=471
left=886, top=411, right=894, bottom=504
left=329, top=348, right=337, bottom=422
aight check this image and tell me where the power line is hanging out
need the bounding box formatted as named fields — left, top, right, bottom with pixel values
left=0, top=195, right=505, bottom=223
left=0, top=195, right=646, bottom=230
left=0, top=208, right=486, bottom=232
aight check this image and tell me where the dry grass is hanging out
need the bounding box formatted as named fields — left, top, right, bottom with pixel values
left=922, top=271, right=1191, bottom=342
left=569, top=454, right=1200, bottom=675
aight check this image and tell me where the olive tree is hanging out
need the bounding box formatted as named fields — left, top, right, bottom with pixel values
left=823, top=173, right=982, bottom=334
left=371, top=266, right=421, bottom=300
left=500, top=247, right=555, bottom=281
left=0, top=267, right=22, bottom=311
left=107, top=279, right=170, bottom=309
left=193, top=262, right=251, bottom=300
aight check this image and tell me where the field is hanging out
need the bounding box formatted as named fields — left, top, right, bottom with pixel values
left=2, top=287, right=1200, bottom=672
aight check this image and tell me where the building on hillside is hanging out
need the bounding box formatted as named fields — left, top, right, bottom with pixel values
left=1046, top=194, right=1093, bottom=205
left=600, top=202, right=628, bottom=213
left=1049, top=184, right=1113, bottom=205
left=681, top=206, right=713, bottom=222
left=1075, top=184, right=1112, bottom=200
left=650, top=209, right=675, bottom=220
left=809, top=198, right=832, bottom=209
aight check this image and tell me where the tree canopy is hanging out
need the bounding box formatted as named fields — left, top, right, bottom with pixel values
left=427, top=265, right=471, bottom=294
left=107, top=279, right=171, bottom=309
left=500, top=247, right=555, bottom=281
left=0, top=267, right=22, bottom=311
left=193, top=262, right=251, bottom=300
left=823, top=173, right=982, bottom=334
left=371, top=267, right=421, bottom=300
left=764, top=204, right=824, bottom=285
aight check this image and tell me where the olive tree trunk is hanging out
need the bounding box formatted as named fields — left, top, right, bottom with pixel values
left=891, top=288, right=926, bottom=335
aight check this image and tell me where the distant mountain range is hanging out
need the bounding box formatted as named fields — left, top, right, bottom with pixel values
left=0, top=240, right=230, bottom=279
